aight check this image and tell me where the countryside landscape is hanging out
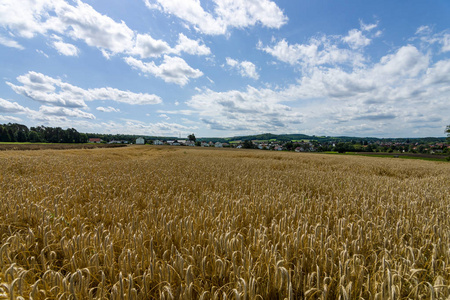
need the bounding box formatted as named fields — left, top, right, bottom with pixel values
left=0, top=124, right=450, bottom=299
left=1, top=0, right=450, bottom=299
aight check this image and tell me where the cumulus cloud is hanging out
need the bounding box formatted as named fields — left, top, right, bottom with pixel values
left=93, top=119, right=197, bottom=136
left=144, top=0, right=287, bottom=35
left=38, top=105, right=95, bottom=119
left=96, top=106, right=120, bottom=113
left=0, top=115, right=23, bottom=122
left=0, top=98, right=30, bottom=113
left=131, top=33, right=172, bottom=58
left=6, top=71, right=162, bottom=107
left=0, top=0, right=211, bottom=61
left=0, top=34, right=24, bottom=49
left=184, top=39, right=449, bottom=136
left=342, top=29, right=371, bottom=49
left=226, top=58, right=259, bottom=79
left=52, top=40, right=79, bottom=56
left=259, top=37, right=363, bottom=68
left=186, top=86, right=302, bottom=133
left=414, top=26, right=450, bottom=53
left=174, top=33, right=211, bottom=56
left=260, top=22, right=380, bottom=68
left=124, top=55, right=203, bottom=86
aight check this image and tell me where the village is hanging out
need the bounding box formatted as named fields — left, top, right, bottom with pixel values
left=87, top=136, right=450, bottom=155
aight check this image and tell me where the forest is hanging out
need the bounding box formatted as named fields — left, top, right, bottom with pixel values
left=0, top=123, right=88, bottom=143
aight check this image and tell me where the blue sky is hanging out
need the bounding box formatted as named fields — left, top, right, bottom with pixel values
left=0, top=0, right=449, bottom=138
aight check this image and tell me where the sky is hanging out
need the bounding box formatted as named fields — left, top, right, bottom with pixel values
left=0, top=0, right=449, bottom=138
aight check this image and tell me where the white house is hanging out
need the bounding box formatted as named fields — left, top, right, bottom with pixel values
left=153, top=140, right=163, bottom=145
left=215, top=142, right=223, bottom=148
left=136, top=137, right=145, bottom=145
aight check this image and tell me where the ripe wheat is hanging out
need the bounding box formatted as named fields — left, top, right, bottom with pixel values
left=0, top=146, right=449, bottom=299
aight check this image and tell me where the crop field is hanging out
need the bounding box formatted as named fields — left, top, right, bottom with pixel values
left=1, top=146, right=450, bottom=299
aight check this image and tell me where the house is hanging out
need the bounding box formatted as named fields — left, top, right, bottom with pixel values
left=215, top=142, right=223, bottom=148
left=153, top=140, right=163, bottom=145
left=136, top=137, right=145, bottom=145
left=185, top=140, right=195, bottom=146
left=201, top=141, right=209, bottom=147
left=88, top=138, right=102, bottom=143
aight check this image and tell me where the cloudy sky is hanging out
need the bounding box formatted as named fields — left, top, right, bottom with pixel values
left=1, top=0, right=449, bottom=138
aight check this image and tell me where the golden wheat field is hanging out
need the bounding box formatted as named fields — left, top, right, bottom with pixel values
left=0, top=146, right=449, bottom=299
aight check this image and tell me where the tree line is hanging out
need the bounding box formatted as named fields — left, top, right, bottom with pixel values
left=0, top=123, right=88, bottom=143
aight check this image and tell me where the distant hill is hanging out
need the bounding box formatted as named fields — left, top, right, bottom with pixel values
left=196, top=133, right=447, bottom=144
left=84, top=131, right=447, bottom=144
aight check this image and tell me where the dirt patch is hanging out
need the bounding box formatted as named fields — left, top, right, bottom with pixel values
left=0, top=143, right=128, bottom=151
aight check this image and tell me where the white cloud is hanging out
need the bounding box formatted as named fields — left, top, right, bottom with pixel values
left=414, top=27, right=450, bottom=53
left=157, top=109, right=195, bottom=115
left=95, top=119, right=197, bottom=136
left=174, top=33, right=211, bottom=56
left=159, top=113, right=170, bottom=120
left=226, top=57, right=238, bottom=67
left=89, top=87, right=162, bottom=105
left=6, top=71, right=162, bottom=107
left=260, top=37, right=362, bottom=68
left=0, top=34, right=24, bottom=49
left=260, top=23, right=380, bottom=68
left=0, top=115, right=23, bottom=122
left=96, top=106, right=120, bottom=113
left=144, top=0, right=287, bottom=35
left=0, top=0, right=211, bottom=62
left=184, top=39, right=449, bottom=137
left=359, top=20, right=378, bottom=32
left=0, top=98, right=30, bottom=113
left=52, top=40, right=79, bottom=56
left=342, top=29, right=371, bottom=49
left=124, top=55, right=203, bottom=86
left=186, top=86, right=302, bottom=133
left=226, top=57, right=259, bottom=79
left=36, top=49, right=49, bottom=58
left=38, top=105, right=96, bottom=119
left=57, top=0, right=135, bottom=56
left=131, top=33, right=172, bottom=58
left=441, top=34, right=450, bottom=52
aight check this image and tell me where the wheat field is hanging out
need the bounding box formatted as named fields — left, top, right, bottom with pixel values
left=0, top=146, right=449, bottom=299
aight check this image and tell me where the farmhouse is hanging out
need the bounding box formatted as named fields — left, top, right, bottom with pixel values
left=88, top=138, right=102, bottom=143
left=153, top=140, right=163, bottom=145
left=136, top=137, right=145, bottom=145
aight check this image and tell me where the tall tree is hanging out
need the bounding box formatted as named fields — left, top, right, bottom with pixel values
left=188, top=133, right=196, bottom=142
left=0, top=126, right=10, bottom=142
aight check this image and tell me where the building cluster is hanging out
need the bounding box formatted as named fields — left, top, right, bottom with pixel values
left=86, top=137, right=449, bottom=155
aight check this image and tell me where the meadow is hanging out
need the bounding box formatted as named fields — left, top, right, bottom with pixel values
left=0, top=146, right=449, bottom=299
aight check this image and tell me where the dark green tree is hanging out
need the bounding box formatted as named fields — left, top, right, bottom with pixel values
left=17, top=130, right=27, bottom=142
left=7, top=128, right=16, bottom=142
left=243, top=140, right=254, bottom=149
left=0, top=126, right=10, bottom=142
left=188, top=133, right=196, bottom=142
left=28, top=131, right=41, bottom=143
